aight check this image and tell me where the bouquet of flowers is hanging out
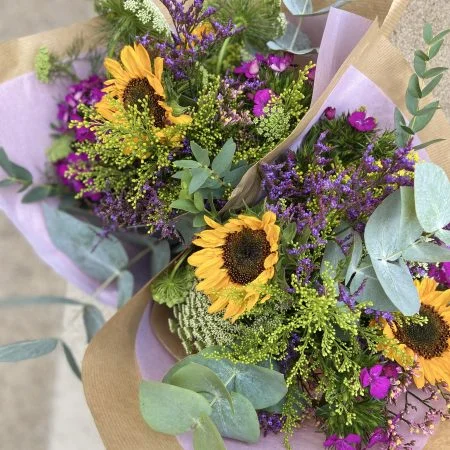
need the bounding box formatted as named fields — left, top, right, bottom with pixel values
left=1, top=0, right=450, bottom=449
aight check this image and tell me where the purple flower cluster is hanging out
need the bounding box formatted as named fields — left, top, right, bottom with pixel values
left=55, top=153, right=101, bottom=201
left=324, top=433, right=361, bottom=450
left=141, top=0, right=239, bottom=79
left=429, top=262, right=450, bottom=287
left=261, top=125, right=415, bottom=281
left=93, top=182, right=177, bottom=239
left=234, top=52, right=294, bottom=79
left=360, top=364, right=392, bottom=400
left=279, top=333, right=301, bottom=375
left=257, top=411, right=285, bottom=436
left=57, top=75, right=104, bottom=142
left=348, top=110, right=377, bottom=133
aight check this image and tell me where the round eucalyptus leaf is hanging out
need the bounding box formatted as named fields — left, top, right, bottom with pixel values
left=193, top=414, right=226, bottom=450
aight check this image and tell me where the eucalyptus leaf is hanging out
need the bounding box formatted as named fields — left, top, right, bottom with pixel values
left=402, top=242, right=450, bottom=263
left=436, top=229, right=450, bottom=246
left=173, top=160, right=202, bottom=169
left=365, top=187, right=422, bottom=261
left=190, top=142, right=210, bottom=166
left=407, top=74, right=422, bottom=98
left=193, top=214, right=206, bottom=228
left=193, top=191, right=204, bottom=211
left=350, top=257, right=399, bottom=312
left=0, top=338, right=58, bottom=362
left=267, top=20, right=316, bottom=55
left=411, top=106, right=437, bottom=133
left=222, top=164, right=249, bottom=188
left=345, top=232, right=363, bottom=285
left=429, top=29, right=450, bottom=45
left=415, top=50, right=429, bottom=61
left=422, top=74, right=444, bottom=97
left=394, top=108, right=408, bottom=147
left=22, top=185, right=57, bottom=203
left=189, top=168, right=210, bottom=194
left=0, top=179, right=17, bottom=188
left=168, top=362, right=233, bottom=408
left=0, top=147, right=13, bottom=176
left=193, top=414, right=226, bottom=450
left=423, top=67, right=448, bottom=79
left=429, top=39, right=444, bottom=59
left=43, top=205, right=128, bottom=282
left=406, top=91, right=419, bottom=115
left=149, top=238, right=171, bottom=277
left=414, top=162, right=450, bottom=232
left=414, top=101, right=440, bottom=116
left=117, top=270, right=134, bottom=307
left=139, top=380, right=212, bottom=435
left=401, top=125, right=415, bottom=135
left=282, top=0, right=312, bottom=16
left=61, top=342, right=81, bottom=379
left=413, top=55, right=426, bottom=78
left=83, top=305, right=105, bottom=342
left=212, top=139, right=236, bottom=175
left=423, top=23, right=433, bottom=44
left=209, top=392, right=260, bottom=443
left=371, top=257, right=420, bottom=316
left=413, top=139, right=445, bottom=150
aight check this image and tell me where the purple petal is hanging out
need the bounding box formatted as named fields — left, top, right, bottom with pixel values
left=324, top=435, right=339, bottom=447
left=344, top=434, right=361, bottom=444
left=369, top=364, right=383, bottom=377
left=359, top=367, right=371, bottom=388
left=369, top=376, right=390, bottom=399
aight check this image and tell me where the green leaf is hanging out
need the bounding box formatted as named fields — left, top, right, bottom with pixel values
left=371, top=257, right=420, bottom=316
left=365, top=187, right=422, bottom=261
left=414, top=162, right=450, bottom=232
left=400, top=125, right=415, bottom=135
left=139, top=380, right=212, bottom=435
left=22, top=185, right=57, bottom=203
left=149, top=238, right=171, bottom=277
left=10, top=162, right=33, bottom=186
left=189, top=168, right=210, bottom=194
left=193, top=414, right=226, bottom=450
left=423, top=23, right=433, bottom=44
left=117, top=270, right=134, bottom=307
left=429, top=29, right=450, bottom=45
left=222, top=164, right=249, bottom=188
left=345, top=232, right=363, bottom=285
left=61, top=342, right=81, bottom=379
left=46, top=134, right=73, bottom=163
left=436, top=229, right=450, bottom=246
left=415, top=50, right=429, bottom=61
left=0, top=147, right=14, bottom=176
left=403, top=242, right=450, bottom=263
left=350, top=257, right=398, bottom=312
left=423, top=67, right=448, bottom=79
left=190, top=142, right=210, bottom=166
left=173, top=160, right=202, bottom=169
left=320, top=223, right=352, bottom=280
left=413, top=55, right=426, bottom=78
left=170, top=199, right=200, bottom=214
left=414, top=101, right=440, bottom=116
left=212, top=138, right=236, bottom=175
left=0, top=296, right=82, bottom=307
left=283, top=0, right=312, bottom=15
left=413, top=139, right=445, bottom=150
left=83, top=305, right=105, bottom=342
left=193, top=214, right=206, bottom=228
left=0, top=338, right=58, bottom=362
left=407, top=74, right=422, bottom=98
left=209, top=392, right=260, bottom=443
left=422, top=74, right=444, bottom=97
left=0, top=179, right=16, bottom=188
left=411, top=106, right=438, bottom=133
left=394, top=108, right=408, bottom=147
left=267, top=20, right=316, bottom=55
left=168, top=362, right=233, bottom=408
left=406, top=91, right=419, bottom=115
left=429, top=39, right=444, bottom=59
left=193, top=191, right=204, bottom=211
left=43, top=205, right=129, bottom=282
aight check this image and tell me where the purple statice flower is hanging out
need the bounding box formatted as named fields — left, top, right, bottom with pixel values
left=278, top=333, right=301, bottom=375
left=252, top=88, right=272, bottom=117
left=429, top=262, right=450, bottom=287
left=367, top=428, right=389, bottom=448
left=360, top=364, right=391, bottom=400
left=94, top=182, right=178, bottom=240
left=57, top=74, right=105, bottom=142
left=258, top=411, right=285, bottom=436
left=323, top=107, right=336, bottom=120
left=142, top=0, right=240, bottom=80
left=348, top=110, right=377, bottom=132
left=55, top=153, right=101, bottom=201
left=323, top=433, right=361, bottom=450
left=267, top=53, right=294, bottom=72
left=234, top=57, right=260, bottom=79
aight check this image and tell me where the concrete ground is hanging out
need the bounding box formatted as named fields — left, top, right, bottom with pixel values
left=0, top=1, right=449, bottom=449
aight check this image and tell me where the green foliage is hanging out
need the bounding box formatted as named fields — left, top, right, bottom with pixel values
left=395, top=23, right=450, bottom=148
left=95, top=0, right=170, bottom=56
left=0, top=147, right=33, bottom=192
left=46, top=134, right=73, bottom=163
left=21, top=185, right=58, bottom=203
left=169, top=283, right=245, bottom=353
left=170, top=139, right=249, bottom=225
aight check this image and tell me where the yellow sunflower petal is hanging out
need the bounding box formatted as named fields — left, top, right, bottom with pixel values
left=413, top=363, right=426, bottom=388
left=134, top=43, right=152, bottom=73
left=194, top=257, right=224, bottom=278
left=415, top=277, right=438, bottom=296
left=204, top=216, right=222, bottom=229
left=264, top=252, right=279, bottom=269
left=168, top=113, right=193, bottom=125
left=238, top=215, right=263, bottom=230
left=104, top=58, right=129, bottom=82
left=192, top=237, right=225, bottom=248
left=120, top=45, right=144, bottom=78
left=153, top=57, right=164, bottom=82
left=188, top=248, right=222, bottom=266
left=207, top=296, right=229, bottom=314
left=262, top=211, right=276, bottom=227
left=147, top=74, right=165, bottom=98
left=223, top=301, right=244, bottom=320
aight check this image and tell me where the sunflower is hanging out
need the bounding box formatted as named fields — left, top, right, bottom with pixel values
left=187, top=212, right=280, bottom=322
left=381, top=278, right=450, bottom=388
left=95, top=43, right=191, bottom=127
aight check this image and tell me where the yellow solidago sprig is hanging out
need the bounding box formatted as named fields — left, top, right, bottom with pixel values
left=187, top=212, right=280, bottom=322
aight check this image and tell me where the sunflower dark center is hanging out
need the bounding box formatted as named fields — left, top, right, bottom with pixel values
left=123, top=77, right=166, bottom=127
left=222, top=227, right=271, bottom=285
left=394, top=304, right=450, bottom=359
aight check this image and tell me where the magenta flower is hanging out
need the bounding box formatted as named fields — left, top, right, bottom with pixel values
left=307, top=66, right=316, bottom=82
left=367, top=428, right=389, bottom=448
left=267, top=53, right=293, bottom=72
left=324, top=433, right=361, bottom=450
left=348, top=110, right=377, bottom=132
left=360, top=364, right=391, bottom=399
left=55, top=153, right=101, bottom=202
left=252, top=89, right=273, bottom=117
left=429, top=262, right=450, bottom=288
left=234, top=58, right=260, bottom=79
left=382, top=362, right=401, bottom=379
left=324, top=107, right=336, bottom=120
